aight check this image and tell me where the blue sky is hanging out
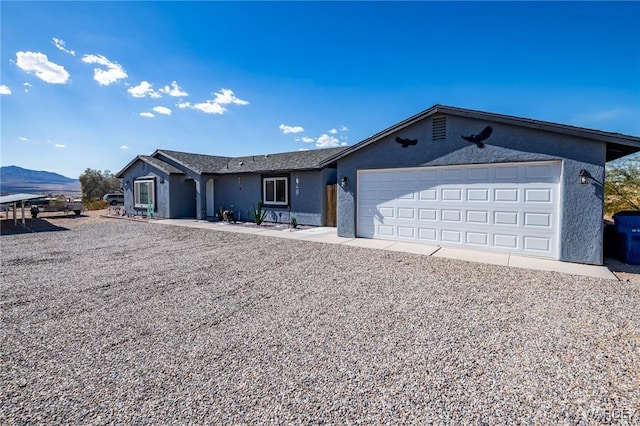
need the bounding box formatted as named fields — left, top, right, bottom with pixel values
left=1, top=1, right=639, bottom=179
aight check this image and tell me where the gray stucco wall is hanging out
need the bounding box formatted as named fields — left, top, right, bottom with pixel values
left=121, top=160, right=173, bottom=218
left=336, top=114, right=607, bottom=264
left=168, top=176, right=196, bottom=218
left=210, top=169, right=336, bottom=226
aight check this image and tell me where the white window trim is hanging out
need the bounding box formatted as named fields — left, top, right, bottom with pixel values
left=134, top=179, right=155, bottom=209
left=263, top=177, right=288, bottom=206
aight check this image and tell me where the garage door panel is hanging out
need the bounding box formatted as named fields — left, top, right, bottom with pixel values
left=397, top=190, right=416, bottom=200
left=468, top=167, right=490, bottom=180
left=525, top=188, right=552, bottom=203
left=494, top=234, right=518, bottom=249
left=358, top=161, right=560, bottom=258
left=418, top=228, right=438, bottom=241
left=495, top=166, right=519, bottom=179
left=442, top=210, right=462, bottom=222
left=397, top=226, right=415, bottom=238
left=467, top=188, right=490, bottom=202
left=442, top=189, right=462, bottom=201
left=378, top=206, right=395, bottom=218
left=524, top=164, right=557, bottom=181
left=442, top=169, right=463, bottom=181
left=419, top=208, right=437, bottom=220
left=467, top=210, right=489, bottom=223
left=466, top=232, right=489, bottom=246
left=524, top=236, right=551, bottom=252
left=398, top=208, right=415, bottom=219
left=419, top=189, right=438, bottom=201
left=525, top=212, right=552, bottom=227
left=442, top=230, right=462, bottom=243
left=378, top=225, right=395, bottom=236
left=495, top=188, right=519, bottom=202
left=494, top=211, right=519, bottom=226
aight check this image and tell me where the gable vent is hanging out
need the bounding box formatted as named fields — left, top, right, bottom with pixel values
left=432, top=116, right=447, bottom=140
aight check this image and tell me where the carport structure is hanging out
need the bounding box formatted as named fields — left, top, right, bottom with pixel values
left=0, top=193, right=46, bottom=228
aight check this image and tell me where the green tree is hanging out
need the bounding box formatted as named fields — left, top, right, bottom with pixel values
left=79, top=168, right=121, bottom=203
left=605, top=155, right=640, bottom=216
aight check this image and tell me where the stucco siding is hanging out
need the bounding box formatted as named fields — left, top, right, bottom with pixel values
left=168, top=176, right=197, bottom=218
left=120, top=160, right=172, bottom=218
left=211, top=170, right=331, bottom=226
left=336, top=115, right=607, bottom=264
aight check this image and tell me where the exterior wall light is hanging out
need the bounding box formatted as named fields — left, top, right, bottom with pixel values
left=579, top=169, right=588, bottom=185
left=341, top=176, right=347, bottom=188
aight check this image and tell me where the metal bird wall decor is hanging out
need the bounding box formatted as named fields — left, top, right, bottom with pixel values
left=461, top=125, right=493, bottom=148
left=395, top=137, right=418, bottom=148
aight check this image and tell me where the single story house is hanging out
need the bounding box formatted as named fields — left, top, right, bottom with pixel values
left=115, top=147, right=346, bottom=226
left=117, top=104, right=640, bottom=265
left=319, top=104, right=640, bottom=265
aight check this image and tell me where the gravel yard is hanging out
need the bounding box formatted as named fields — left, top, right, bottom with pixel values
left=1, top=214, right=639, bottom=424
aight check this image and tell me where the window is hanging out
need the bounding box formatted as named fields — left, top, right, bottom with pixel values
left=134, top=179, right=155, bottom=208
left=263, top=177, right=288, bottom=206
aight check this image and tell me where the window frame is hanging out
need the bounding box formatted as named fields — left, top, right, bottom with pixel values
left=134, top=178, right=156, bottom=209
left=262, top=176, right=289, bottom=206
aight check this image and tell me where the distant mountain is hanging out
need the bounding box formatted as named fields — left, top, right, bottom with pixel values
left=0, top=165, right=81, bottom=195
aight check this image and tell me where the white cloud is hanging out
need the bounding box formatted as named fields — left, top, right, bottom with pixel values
left=160, top=81, right=188, bottom=97
left=19, top=137, right=28, bottom=142
left=128, top=81, right=161, bottom=98
left=16, top=51, right=70, bottom=84
left=340, top=125, right=348, bottom=131
left=120, top=145, right=130, bottom=150
left=316, top=134, right=340, bottom=148
left=0, top=85, right=10, bottom=95
left=23, top=82, right=31, bottom=87
left=298, top=148, right=310, bottom=151
left=192, top=101, right=226, bottom=115
left=213, top=88, right=249, bottom=105
left=341, top=142, right=348, bottom=146
left=183, top=88, right=248, bottom=115
left=52, top=38, right=75, bottom=56
left=279, top=124, right=304, bottom=134
left=81, top=54, right=127, bottom=85
left=153, top=106, right=172, bottom=116
left=140, top=112, right=155, bottom=118
left=329, top=128, right=338, bottom=134
left=54, top=144, right=66, bottom=148
left=300, top=136, right=315, bottom=143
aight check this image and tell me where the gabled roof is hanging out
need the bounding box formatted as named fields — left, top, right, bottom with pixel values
left=154, top=150, right=231, bottom=174
left=320, top=104, right=640, bottom=165
left=214, top=147, right=347, bottom=174
left=117, top=147, right=348, bottom=178
left=154, top=147, right=346, bottom=174
left=115, top=155, right=185, bottom=178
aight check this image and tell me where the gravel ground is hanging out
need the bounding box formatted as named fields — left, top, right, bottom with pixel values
left=1, top=214, right=639, bottom=424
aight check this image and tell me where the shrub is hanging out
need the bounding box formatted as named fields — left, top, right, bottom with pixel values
left=84, top=199, right=108, bottom=210
left=251, top=201, right=268, bottom=225
left=605, top=155, right=640, bottom=216
left=291, top=216, right=298, bottom=229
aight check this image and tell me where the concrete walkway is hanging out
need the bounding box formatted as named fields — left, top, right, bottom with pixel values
left=151, top=219, right=618, bottom=281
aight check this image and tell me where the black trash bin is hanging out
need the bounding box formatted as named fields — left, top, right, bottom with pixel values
left=613, top=210, right=640, bottom=265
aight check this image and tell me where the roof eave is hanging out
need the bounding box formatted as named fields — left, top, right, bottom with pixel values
left=320, top=104, right=640, bottom=166
left=115, top=155, right=185, bottom=178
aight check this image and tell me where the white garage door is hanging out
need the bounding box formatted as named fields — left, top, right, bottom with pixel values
left=358, top=161, right=561, bottom=258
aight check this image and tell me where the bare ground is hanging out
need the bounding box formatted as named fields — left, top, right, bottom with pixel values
left=1, top=212, right=639, bottom=424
